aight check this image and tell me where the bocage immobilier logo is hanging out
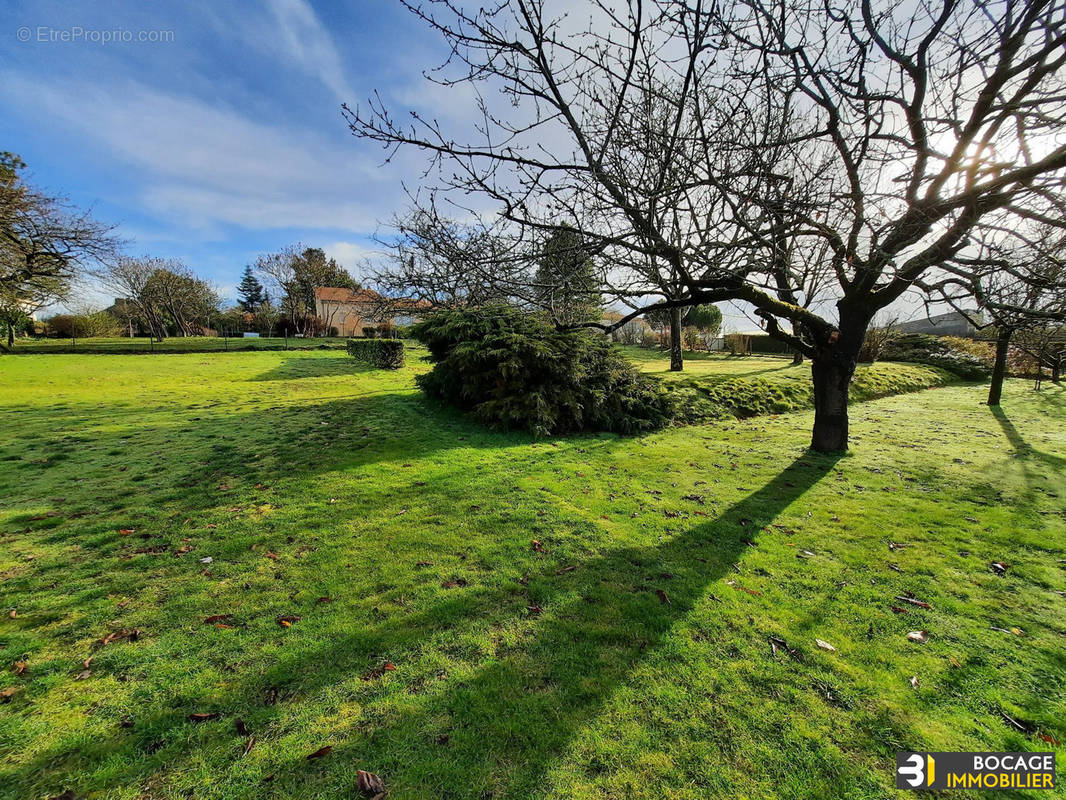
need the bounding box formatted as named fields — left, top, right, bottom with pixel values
left=896, top=752, right=1056, bottom=790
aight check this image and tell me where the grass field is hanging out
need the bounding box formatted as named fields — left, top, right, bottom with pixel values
left=1, top=348, right=1064, bottom=799
left=4, top=336, right=351, bottom=354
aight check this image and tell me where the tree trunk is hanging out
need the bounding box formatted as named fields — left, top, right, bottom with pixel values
left=810, top=356, right=853, bottom=451
left=6, top=323, right=13, bottom=348
left=987, top=328, right=1012, bottom=406
left=669, top=307, right=683, bottom=371
left=809, top=308, right=868, bottom=452
left=792, top=349, right=803, bottom=365
left=1052, top=358, right=1061, bottom=384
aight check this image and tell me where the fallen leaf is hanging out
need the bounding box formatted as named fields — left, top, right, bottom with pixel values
left=265, top=552, right=279, bottom=561
left=0, top=687, right=19, bottom=702
left=364, top=662, right=397, bottom=680
left=316, top=597, right=334, bottom=604
left=200, top=556, right=213, bottom=564
left=949, top=656, right=962, bottom=668
left=187, top=712, right=220, bottom=722
left=98, top=629, right=141, bottom=648
left=441, top=578, right=468, bottom=589
left=276, top=615, right=300, bottom=627
left=890, top=605, right=908, bottom=614
left=1037, top=732, right=1060, bottom=745
left=906, top=630, right=928, bottom=644
left=815, top=639, right=836, bottom=652
left=527, top=604, right=543, bottom=615
left=234, top=718, right=251, bottom=736
left=415, top=561, right=433, bottom=567
left=531, top=540, right=546, bottom=553
left=75, top=669, right=91, bottom=680
left=118, top=529, right=135, bottom=536
left=655, top=589, right=670, bottom=605
left=204, top=614, right=232, bottom=624
left=306, top=745, right=333, bottom=760
left=990, top=561, right=1009, bottom=575
left=9, top=609, right=16, bottom=619
left=243, top=736, right=257, bottom=756
left=13, top=661, right=27, bottom=675
left=82, top=656, right=93, bottom=669
left=356, top=770, right=385, bottom=796
left=728, top=581, right=762, bottom=596
left=555, top=565, right=577, bottom=574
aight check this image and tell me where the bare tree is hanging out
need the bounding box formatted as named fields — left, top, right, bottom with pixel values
left=98, top=256, right=170, bottom=340
left=921, top=213, right=1066, bottom=403
left=367, top=204, right=527, bottom=312
left=256, top=245, right=357, bottom=335
left=97, top=257, right=218, bottom=339
left=347, top=0, right=1066, bottom=451
left=2, top=152, right=118, bottom=325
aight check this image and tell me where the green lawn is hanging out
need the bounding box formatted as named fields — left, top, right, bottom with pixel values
left=5, top=336, right=351, bottom=354
left=1, top=349, right=1064, bottom=799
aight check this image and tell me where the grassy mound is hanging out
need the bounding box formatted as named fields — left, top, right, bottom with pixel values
left=666, top=361, right=958, bottom=422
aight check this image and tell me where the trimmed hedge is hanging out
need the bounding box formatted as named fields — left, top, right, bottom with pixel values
left=346, top=338, right=405, bottom=369
left=666, top=361, right=958, bottom=423
left=411, top=306, right=675, bottom=436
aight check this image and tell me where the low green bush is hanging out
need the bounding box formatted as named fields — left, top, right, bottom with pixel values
left=666, top=362, right=957, bottom=423
left=411, top=306, right=675, bottom=435
left=880, top=333, right=990, bottom=380
left=346, top=338, right=405, bottom=369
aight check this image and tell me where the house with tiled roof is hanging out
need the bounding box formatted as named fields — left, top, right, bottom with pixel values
left=313, top=287, right=427, bottom=336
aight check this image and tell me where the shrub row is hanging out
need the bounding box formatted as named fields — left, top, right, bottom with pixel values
left=411, top=306, right=675, bottom=436
left=346, top=338, right=405, bottom=369
left=880, top=333, right=990, bottom=380
left=666, top=362, right=958, bottom=423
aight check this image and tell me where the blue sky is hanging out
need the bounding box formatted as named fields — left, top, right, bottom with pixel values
left=1, top=0, right=449, bottom=304
left=1, top=0, right=936, bottom=329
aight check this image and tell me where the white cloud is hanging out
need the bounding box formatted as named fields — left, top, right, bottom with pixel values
left=0, top=72, right=404, bottom=234
left=264, top=0, right=354, bottom=104
left=323, top=240, right=383, bottom=269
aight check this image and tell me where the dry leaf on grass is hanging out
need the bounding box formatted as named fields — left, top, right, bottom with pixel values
left=815, top=639, right=836, bottom=652
left=906, top=630, right=928, bottom=643
left=364, top=662, right=397, bottom=680
left=306, top=745, right=333, bottom=760
left=188, top=712, right=220, bottom=722
left=356, top=770, right=385, bottom=796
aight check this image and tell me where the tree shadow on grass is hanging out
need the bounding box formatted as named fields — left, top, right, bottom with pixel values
left=0, top=451, right=846, bottom=799
left=249, top=356, right=378, bottom=381
left=989, top=404, right=1066, bottom=470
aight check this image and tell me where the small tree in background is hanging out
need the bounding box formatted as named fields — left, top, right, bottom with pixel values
left=686, top=305, right=723, bottom=350
left=534, top=227, right=601, bottom=326
left=237, top=266, right=265, bottom=312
